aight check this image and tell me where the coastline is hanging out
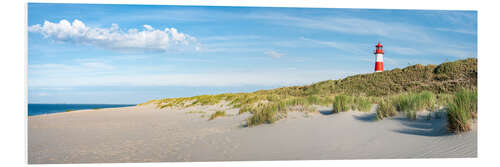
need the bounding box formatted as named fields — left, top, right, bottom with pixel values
left=27, top=104, right=137, bottom=117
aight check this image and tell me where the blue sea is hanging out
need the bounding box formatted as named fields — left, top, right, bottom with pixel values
left=28, top=104, right=136, bottom=116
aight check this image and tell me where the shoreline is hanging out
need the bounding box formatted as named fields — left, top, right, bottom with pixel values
left=27, top=104, right=137, bottom=117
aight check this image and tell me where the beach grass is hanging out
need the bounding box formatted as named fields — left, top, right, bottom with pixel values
left=332, top=94, right=352, bottom=113
left=354, top=97, right=373, bottom=112
left=246, top=102, right=287, bottom=126
left=447, top=89, right=477, bottom=132
left=208, top=110, right=226, bottom=120
left=394, top=91, right=436, bottom=112
left=376, top=98, right=397, bottom=120
left=392, top=91, right=437, bottom=120
left=186, top=110, right=205, bottom=114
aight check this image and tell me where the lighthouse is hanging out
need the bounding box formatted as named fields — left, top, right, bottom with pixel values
left=374, top=42, right=384, bottom=72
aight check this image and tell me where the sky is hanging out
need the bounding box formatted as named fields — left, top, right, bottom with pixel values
left=27, top=3, right=477, bottom=104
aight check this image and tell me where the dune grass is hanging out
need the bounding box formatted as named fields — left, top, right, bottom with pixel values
left=354, top=97, right=373, bottom=112
left=447, top=89, right=477, bottom=132
left=373, top=89, right=477, bottom=130
left=394, top=91, right=436, bottom=112
left=392, top=91, right=437, bottom=120
left=437, top=93, right=454, bottom=107
left=186, top=110, right=205, bottom=114
left=245, top=102, right=286, bottom=126
left=331, top=95, right=375, bottom=113
left=374, top=91, right=443, bottom=120
left=208, top=110, right=226, bottom=120
left=376, top=98, right=397, bottom=120
left=332, top=94, right=352, bottom=113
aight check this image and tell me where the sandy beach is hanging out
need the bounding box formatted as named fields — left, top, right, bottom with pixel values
left=28, top=104, right=477, bottom=164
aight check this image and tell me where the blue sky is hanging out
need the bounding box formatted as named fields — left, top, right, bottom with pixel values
left=27, top=3, right=477, bottom=104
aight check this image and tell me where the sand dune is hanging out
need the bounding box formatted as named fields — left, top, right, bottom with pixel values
left=28, top=104, right=476, bottom=164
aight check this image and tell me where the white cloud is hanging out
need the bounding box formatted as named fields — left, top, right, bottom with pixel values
left=434, top=27, right=476, bottom=35
left=28, top=60, right=366, bottom=88
left=250, top=14, right=440, bottom=44
left=429, top=48, right=475, bottom=58
left=299, top=37, right=368, bottom=55
left=143, top=24, right=153, bottom=31
left=80, top=62, right=114, bottom=70
left=29, top=19, right=198, bottom=52
left=200, top=35, right=262, bottom=41
left=265, top=51, right=285, bottom=58
left=300, top=37, right=475, bottom=59
left=387, top=46, right=422, bottom=55
left=28, top=67, right=362, bottom=88
left=388, top=45, right=474, bottom=58
left=35, top=92, right=50, bottom=97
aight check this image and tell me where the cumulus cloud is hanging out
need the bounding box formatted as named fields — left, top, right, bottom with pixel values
left=265, top=51, right=285, bottom=58
left=28, top=19, right=198, bottom=52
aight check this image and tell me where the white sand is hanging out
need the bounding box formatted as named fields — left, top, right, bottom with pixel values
left=28, top=104, right=476, bottom=164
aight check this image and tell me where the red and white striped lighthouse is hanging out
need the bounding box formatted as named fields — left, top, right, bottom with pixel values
left=374, top=42, right=384, bottom=72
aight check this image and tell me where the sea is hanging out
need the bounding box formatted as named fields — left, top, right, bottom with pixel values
left=28, top=104, right=136, bottom=116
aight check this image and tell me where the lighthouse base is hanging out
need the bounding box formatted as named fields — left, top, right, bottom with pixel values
left=375, top=61, right=383, bottom=72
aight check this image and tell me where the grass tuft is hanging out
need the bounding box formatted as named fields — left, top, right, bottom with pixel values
left=208, top=110, right=226, bottom=120
left=354, top=97, right=373, bottom=112
left=394, top=91, right=436, bottom=120
left=376, top=99, right=397, bottom=120
left=447, top=89, right=477, bottom=132
left=186, top=110, right=205, bottom=114
left=246, top=103, right=286, bottom=126
left=332, top=94, right=352, bottom=113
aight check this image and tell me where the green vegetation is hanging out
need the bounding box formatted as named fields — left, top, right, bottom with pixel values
left=208, top=111, right=226, bottom=120
left=245, top=103, right=286, bottom=126
left=447, top=89, right=477, bottom=132
left=376, top=98, right=397, bottom=120
left=354, top=97, right=373, bottom=112
left=331, top=95, right=375, bottom=113
left=394, top=91, right=436, bottom=112
left=65, top=110, right=73, bottom=112
left=186, top=110, right=205, bottom=114
left=436, top=93, right=454, bottom=107
left=392, top=91, right=437, bottom=120
left=325, top=58, right=477, bottom=96
left=138, top=58, right=477, bottom=128
left=332, top=94, right=352, bottom=113
left=375, top=88, right=477, bottom=133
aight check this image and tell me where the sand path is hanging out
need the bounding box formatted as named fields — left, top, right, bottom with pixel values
left=28, top=105, right=476, bottom=164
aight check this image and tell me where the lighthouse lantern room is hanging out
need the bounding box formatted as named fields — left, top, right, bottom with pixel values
left=374, top=42, right=384, bottom=72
